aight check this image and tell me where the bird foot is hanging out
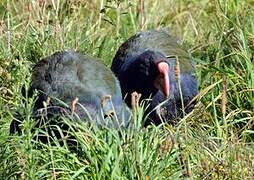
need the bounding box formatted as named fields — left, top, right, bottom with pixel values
left=41, top=97, right=51, bottom=115
left=101, top=95, right=112, bottom=107
left=101, top=95, right=116, bottom=118
left=42, top=97, right=51, bottom=108
left=131, top=91, right=141, bottom=113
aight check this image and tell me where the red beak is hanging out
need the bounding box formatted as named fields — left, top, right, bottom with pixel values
left=154, top=62, right=170, bottom=98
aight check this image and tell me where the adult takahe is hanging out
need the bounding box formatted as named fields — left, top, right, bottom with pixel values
left=10, top=50, right=131, bottom=136
left=111, top=29, right=198, bottom=126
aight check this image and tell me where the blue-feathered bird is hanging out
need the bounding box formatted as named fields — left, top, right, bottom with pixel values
left=111, top=29, right=198, bottom=126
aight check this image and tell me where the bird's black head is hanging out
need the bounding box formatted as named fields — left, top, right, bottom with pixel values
left=127, top=50, right=170, bottom=98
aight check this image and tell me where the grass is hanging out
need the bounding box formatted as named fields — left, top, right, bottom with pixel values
left=0, top=0, right=254, bottom=179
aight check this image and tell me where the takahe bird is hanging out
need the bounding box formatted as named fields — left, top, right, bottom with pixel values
left=111, top=29, right=198, bottom=126
left=10, top=50, right=131, bottom=136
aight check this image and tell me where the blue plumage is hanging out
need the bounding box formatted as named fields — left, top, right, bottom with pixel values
left=111, top=29, right=198, bottom=125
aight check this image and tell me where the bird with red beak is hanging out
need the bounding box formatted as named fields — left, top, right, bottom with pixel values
left=114, top=50, right=171, bottom=107
left=111, top=29, right=198, bottom=125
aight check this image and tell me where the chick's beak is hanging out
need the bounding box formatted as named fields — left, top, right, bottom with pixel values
left=154, top=62, right=170, bottom=98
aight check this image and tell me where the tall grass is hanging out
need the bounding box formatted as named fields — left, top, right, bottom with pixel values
left=0, top=0, right=253, bottom=179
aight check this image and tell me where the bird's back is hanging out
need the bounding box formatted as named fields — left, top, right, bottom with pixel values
left=30, top=50, right=129, bottom=127
left=112, top=29, right=194, bottom=76
left=32, top=50, right=121, bottom=106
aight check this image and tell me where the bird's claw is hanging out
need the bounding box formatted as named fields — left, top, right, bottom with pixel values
left=101, top=95, right=116, bottom=119
left=131, top=91, right=141, bottom=114
left=101, top=95, right=112, bottom=107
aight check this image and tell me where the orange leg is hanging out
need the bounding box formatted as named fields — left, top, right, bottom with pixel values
left=131, top=91, right=141, bottom=115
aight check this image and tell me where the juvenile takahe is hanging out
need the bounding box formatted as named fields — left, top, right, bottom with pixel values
left=111, top=29, right=198, bottom=126
left=10, top=50, right=131, bottom=136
